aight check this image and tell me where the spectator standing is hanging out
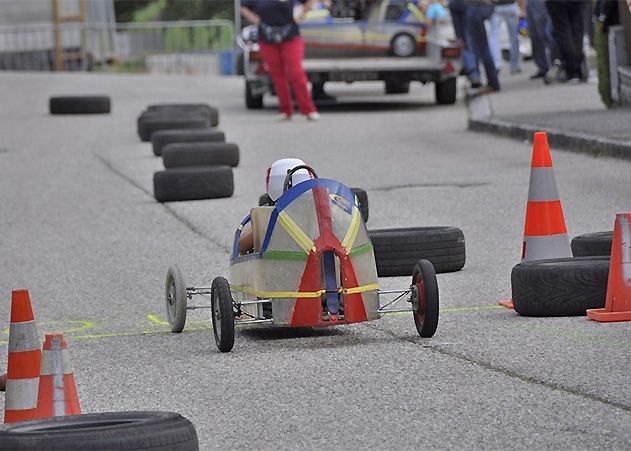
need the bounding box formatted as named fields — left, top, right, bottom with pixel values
left=488, top=0, right=522, bottom=74
left=465, top=0, right=500, bottom=91
left=241, top=0, right=320, bottom=120
left=526, top=0, right=556, bottom=79
left=448, top=0, right=482, bottom=87
left=544, top=0, right=588, bottom=83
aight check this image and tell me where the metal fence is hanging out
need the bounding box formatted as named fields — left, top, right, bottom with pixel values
left=0, top=20, right=235, bottom=74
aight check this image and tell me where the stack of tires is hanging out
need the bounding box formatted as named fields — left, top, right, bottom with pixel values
left=510, top=231, right=613, bottom=317
left=139, top=104, right=238, bottom=203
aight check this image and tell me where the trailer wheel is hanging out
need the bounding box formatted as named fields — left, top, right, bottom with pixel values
left=165, top=266, right=187, bottom=333
left=390, top=33, right=416, bottom=57
left=411, top=259, right=439, bottom=338
left=571, top=231, right=613, bottom=257
left=435, top=78, right=457, bottom=105
left=245, top=81, right=263, bottom=109
left=0, top=411, right=198, bottom=451
left=211, top=277, right=235, bottom=352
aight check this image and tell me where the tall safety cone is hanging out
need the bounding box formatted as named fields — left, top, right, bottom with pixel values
left=587, top=213, right=631, bottom=322
left=35, top=334, right=81, bottom=418
left=4, top=289, right=41, bottom=423
left=499, top=132, right=572, bottom=309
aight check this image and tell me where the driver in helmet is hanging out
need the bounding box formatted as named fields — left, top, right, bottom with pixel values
left=238, top=158, right=312, bottom=254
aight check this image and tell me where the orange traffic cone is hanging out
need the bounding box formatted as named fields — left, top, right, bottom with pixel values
left=4, top=289, right=42, bottom=423
left=35, top=334, right=81, bottom=418
left=499, top=132, right=572, bottom=309
left=587, top=213, right=631, bottom=322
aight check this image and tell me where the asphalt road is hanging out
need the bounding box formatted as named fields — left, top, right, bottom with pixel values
left=0, top=70, right=630, bottom=449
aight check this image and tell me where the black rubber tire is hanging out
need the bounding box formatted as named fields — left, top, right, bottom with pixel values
left=259, top=193, right=272, bottom=206
left=571, top=231, right=613, bottom=257
left=153, top=166, right=234, bottom=202
left=165, top=265, right=187, bottom=333
left=151, top=129, right=226, bottom=157
left=147, top=104, right=219, bottom=127
left=411, top=259, right=439, bottom=338
left=245, top=81, right=264, bottom=109
left=163, top=142, right=239, bottom=168
left=435, top=78, right=457, bottom=105
left=49, top=96, right=111, bottom=114
left=511, top=257, right=610, bottom=317
left=211, top=277, right=235, bottom=352
left=0, top=411, right=198, bottom=450
left=350, top=187, right=369, bottom=223
left=384, top=80, right=410, bottom=94
left=137, top=114, right=209, bottom=142
left=370, top=226, right=465, bottom=276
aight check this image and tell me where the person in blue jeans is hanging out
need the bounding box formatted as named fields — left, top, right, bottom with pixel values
left=448, top=0, right=481, bottom=87
left=488, top=0, right=522, bottom=74
left=526, top=0, right=556, bottom=79
left=465, top=0, right=500, bottom=91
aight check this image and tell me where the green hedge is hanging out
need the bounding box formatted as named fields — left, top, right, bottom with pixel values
left=595, top=26, right=613, bottom=108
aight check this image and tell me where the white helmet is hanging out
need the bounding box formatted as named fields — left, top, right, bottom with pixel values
left=266, top=158, right=311, bottom=202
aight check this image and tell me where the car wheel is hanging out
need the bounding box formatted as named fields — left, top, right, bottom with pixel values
left=390, top=33, right=416, bottom=57
left=162, top=142, right=239, bottom=168
left=245, top=81, right=263, bottom=109
left=369, top=226, right=465, bottom=276
left=211, top=277, right=235, bottom=352
left=411, top=259, right=439, bottom=338
left=153, top=166, right=234, bottom=202
left=511, top=257, right=610, bottom=316
left=571, top=231, right=612, bottom=257
left=0, top=411, right=198, bottom=450
left=165, top=266, right=187, bottom=333
left=435, top=78, right=457, bottom=105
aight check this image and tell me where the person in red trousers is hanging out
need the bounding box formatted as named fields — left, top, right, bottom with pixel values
left=241, top=0, right=320, bottom=121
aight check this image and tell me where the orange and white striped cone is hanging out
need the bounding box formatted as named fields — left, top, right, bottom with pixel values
left=499, top=132, right=572, bottom=309
left=35, top=334, right=81, bottom=418
left=587, top=212, right=631, bottom=322
left=4, top=289, right=41, bottom=423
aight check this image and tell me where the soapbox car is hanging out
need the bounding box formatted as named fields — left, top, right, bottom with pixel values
left=164, top=166, right=438, bottom=352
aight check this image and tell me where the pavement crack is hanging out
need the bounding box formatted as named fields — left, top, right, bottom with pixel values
left=94, top=153, right=231, bottom=254
left=364, top=322, right=631, bottom=413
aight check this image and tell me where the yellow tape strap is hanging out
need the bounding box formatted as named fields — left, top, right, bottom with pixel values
left=341, top=205, right=361, bottom=253
left=231, top=285, right=324, bottom=299
left=341, top=283, right=380, bottom=295
left=407, top=3, right=426, bottom=22
left=277, top=211, right=316, bottom=254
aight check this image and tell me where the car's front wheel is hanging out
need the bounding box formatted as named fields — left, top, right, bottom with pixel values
left=390, top=33, right=416, bottom=57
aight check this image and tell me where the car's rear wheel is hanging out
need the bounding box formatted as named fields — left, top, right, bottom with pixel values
left=411, top=259, right=439, bottom=338
left=245, top=81, right=263, bottom=109
left=165, top=266, right=187, bottom=333
left=211, top=277, right=235, bottom=352
left=391, top=33, right=416, bottom=57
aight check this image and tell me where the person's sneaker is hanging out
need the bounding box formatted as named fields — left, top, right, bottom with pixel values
left=543, top=60, right=568, bottom=84
left=306, top=111, right=320, bottom=121
left=470, top=79, right=482, bottom=89
left=277, top=113, right=292, bottom=121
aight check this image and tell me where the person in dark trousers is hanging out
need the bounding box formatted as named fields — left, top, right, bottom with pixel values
left=544, top=0, right=587, bottom=82
left=449, top=0, right=482, bottom=87
left=464, top=0, right=500, bottom=92
left=526, top=0, right=556, bottom=78
left=241, top=0, right=320, bottom=120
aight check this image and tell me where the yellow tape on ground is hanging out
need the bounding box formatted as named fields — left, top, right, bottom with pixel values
left=341, top=206, right=361, bottom=254
left=277, top=211, right=316, bottom=253
left=231, top=284, right=324, bottom=299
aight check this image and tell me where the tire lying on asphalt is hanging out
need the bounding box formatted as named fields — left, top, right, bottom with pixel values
left=369, top=226, right=465, bottom=276
left=511, top=257, right=610, bottom=317
left=350, top=188, right=369, bottom=223
left=151, top=129, right=226, bottom=157
left=0, top=411, right=199, bottom=451
left=571, top=231, right=613, bottom=257
left=154, top=166, right=234, bottom=202
left=162, top=142, right=238, bottom=168
left=49, top=96, right=111, bottom=115
left=147, top=103, right=219, bottom=127
left=137, top=113, right=209, bottom=142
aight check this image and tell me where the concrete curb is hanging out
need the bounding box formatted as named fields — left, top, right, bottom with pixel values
left=464, top=92, right=631, bottom=161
